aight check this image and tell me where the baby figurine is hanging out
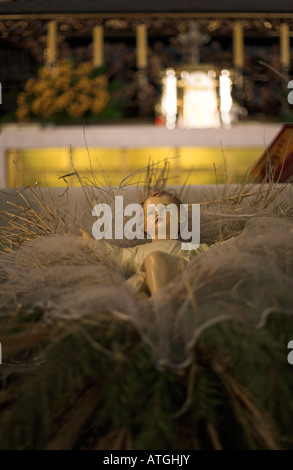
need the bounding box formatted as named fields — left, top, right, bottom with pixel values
left=81, top=188, right=213, bottom=296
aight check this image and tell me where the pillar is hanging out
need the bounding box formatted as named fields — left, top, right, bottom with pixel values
left=93, top=25, right=104, bottom=68
left=233, top=21, right=244, bottom=105
left=136, top=24, right=148, bottom=69
left=46, top=20, right=57, bottom=65
left=233, top=22, right=244, bottom=69
left=280, top=23, right=290, bottom=70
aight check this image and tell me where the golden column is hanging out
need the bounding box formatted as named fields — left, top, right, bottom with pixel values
left=136, top=24, right=149, bottom=116
left=93, top=25, right=104, bottom=68
left=280, top=23, right=290, bottom=70
left=46, top=20, right=57, bottom=65
left=233, top=22, right=244, bottom=69
left=136, top=24, right=148, bottom=69
left=233, top=21, right=244, bottom=104
left=280, top=23, right=290, bottom=114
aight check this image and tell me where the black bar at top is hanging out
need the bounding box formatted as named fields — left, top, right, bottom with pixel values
left=0, top=0, right=293, bottom=15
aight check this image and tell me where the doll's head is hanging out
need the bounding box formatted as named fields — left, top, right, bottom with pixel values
left=141, top=189, right=182, bottom=241
left=138, top=159, right=186, bottom=241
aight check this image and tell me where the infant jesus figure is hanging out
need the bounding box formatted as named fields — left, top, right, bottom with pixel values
left=80, top=188, right=217, bottom=297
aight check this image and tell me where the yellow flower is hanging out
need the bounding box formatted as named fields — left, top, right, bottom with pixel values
left=38, top=67, right=52, bottom=80
left=42, top=89, right=56, bottom=100
left=19, top=61, right=110, bottom=121
left=93, top=75, right=108, bottom=87
left=91, top=93, right=109, bottom=114
left=33, top=80, right=50, bottom=95
left=75, top=77, right=92, bottom=93
left=57, top=62, right=73, bottom=76
left=55, top=76, right=71, bottom=91
left=55, top=92, right=72, bottom=112
left=68, top=103, right=84, bottom=117
left=17, top=93, right=27, bottom=106
left=92, top=88, right=108, bottom=102
left=57, top=90, right=75, bottom=109
left=76, top=62, right=92, bottom=76
left=76, top=92, right=91, bottom=106
left=16, top=106, right=29, bottom=121
left=24, top=78, right=37, bottom=94
left=31, top=98, right=44, bottom=115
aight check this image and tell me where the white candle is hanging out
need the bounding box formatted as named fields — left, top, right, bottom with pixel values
left=280, top=23, right=290, bottom=68
left=47, top=20, right=57, bottom=65
left=233, top=22, right=244, bottom=69
left=136, top=24, right=148, bottom=69
left=93, top=25, right=104, bottom=68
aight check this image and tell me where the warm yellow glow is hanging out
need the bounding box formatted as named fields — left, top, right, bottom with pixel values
left=126, top=147, right=176, bottom=169
left=7, top=146, right=264, bottom=187
left=72, top=148, right=121, bottom=170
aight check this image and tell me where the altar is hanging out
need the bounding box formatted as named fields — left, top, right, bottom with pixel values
left=0, top=122, right=282, bottom=188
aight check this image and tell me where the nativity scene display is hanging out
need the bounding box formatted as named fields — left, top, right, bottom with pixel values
left=0, top=0, right=293, bottom=453
left=0, top=160, right=293, bottom=450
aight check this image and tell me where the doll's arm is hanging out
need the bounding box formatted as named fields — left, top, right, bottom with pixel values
left=79, top=227, right=142, bottom=274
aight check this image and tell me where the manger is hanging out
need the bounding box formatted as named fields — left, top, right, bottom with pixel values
left=0, top=165, right=293, bottom=450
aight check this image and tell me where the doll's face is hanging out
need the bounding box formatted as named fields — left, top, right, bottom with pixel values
left=142, top=194, right=180, bottom=240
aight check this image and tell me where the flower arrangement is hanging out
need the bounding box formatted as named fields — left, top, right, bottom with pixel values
left=16, top=60, right=118, bottom=123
